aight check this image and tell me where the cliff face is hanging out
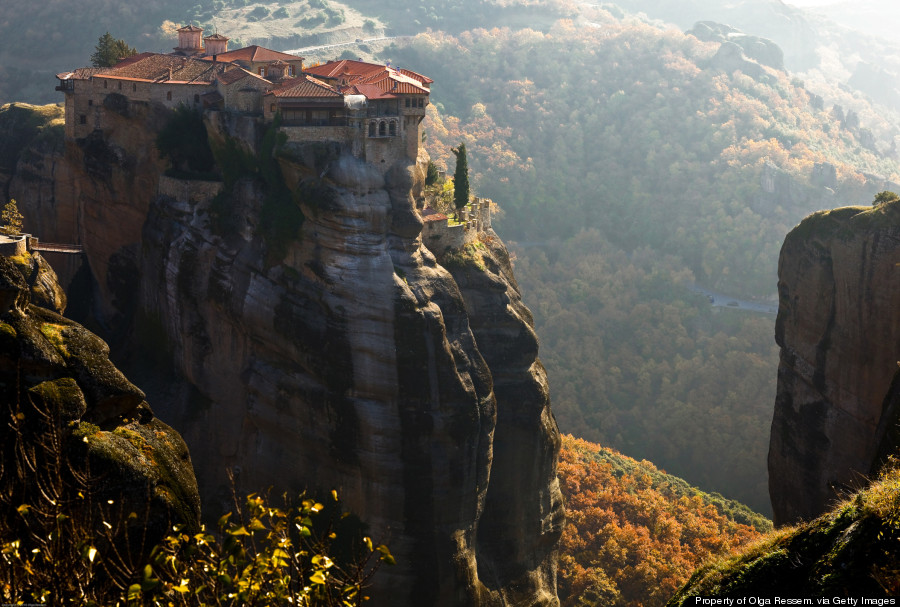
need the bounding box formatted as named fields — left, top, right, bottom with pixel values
left=770, top=200, right=900, bottom=526
left=9, top=106, right=564, bottom=605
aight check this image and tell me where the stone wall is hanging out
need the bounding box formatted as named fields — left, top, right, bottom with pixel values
left=157, top=175, right=224, bottom=204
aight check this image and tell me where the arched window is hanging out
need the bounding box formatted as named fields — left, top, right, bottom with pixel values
left=368, top=122, right=375, bottom=137
left=389, top=121, right=396, bottom=136
left=379, top=121, right=386, bottom=136
left=132, top=83, right=137, bottom=92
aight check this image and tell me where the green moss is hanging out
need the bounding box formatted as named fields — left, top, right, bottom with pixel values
left=71, top=420, right=102, bottom=439
left=40, top=322, right=70, bottom=358
left=440, top=242, right=488, bottom=272
left=0, top=321, right=16, bottom=339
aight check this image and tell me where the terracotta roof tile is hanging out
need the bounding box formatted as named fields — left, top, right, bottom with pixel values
left=267, top=75, right=341, bottom=98
left=204, top=45, right=303, bottom=64
left=217, top=67, right=270, bottom=86
left=305, top=60, right=430, bottom=97
left=96, top=54, right=226, bottom=84
left=204, top=33, right=229, bottom=40
left=178, top=24, right=203, bottom=32
left=398, top=68, right=433, bottom=85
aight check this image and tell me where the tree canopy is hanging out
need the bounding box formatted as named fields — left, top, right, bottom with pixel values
left=90, top=32, right=137, bottom=68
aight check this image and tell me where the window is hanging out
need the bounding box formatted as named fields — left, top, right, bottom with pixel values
left=133, top=83, right=137, bottom=92
left=287, top=65, right=294, bottom=76
left=418, top=98, right=424, bottom=108
left=258, top=66, right=267, bottom=77
left=103, top=81, right=108, bottom=89
left=389, top=121, right=396, bottom=136
left=88, top=99, right=93, bottom=106
left=271, top=104, right=276, bottom=113
left=368, top=122, right=375, bottom=136
left=79, top=115, right=87, bottom=125
left=194, top=94, right=200, bottom=103
left=118, top=81, right=122, bottom=90
left=405, top=98, right=410, bottom=108
left=379, top=121, right=386, bottom=136
left=167, top=91, right=172, bottom=101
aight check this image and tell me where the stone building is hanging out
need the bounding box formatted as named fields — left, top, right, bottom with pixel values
left=56, top=27, right=431, bottom=169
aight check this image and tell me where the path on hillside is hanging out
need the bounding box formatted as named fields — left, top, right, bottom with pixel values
left=284, top=36, right=407, bottom=56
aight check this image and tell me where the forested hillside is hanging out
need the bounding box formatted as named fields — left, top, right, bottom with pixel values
left=388, top=10, right=900, bottom=512
left=558, top=435, right=769, bottom=607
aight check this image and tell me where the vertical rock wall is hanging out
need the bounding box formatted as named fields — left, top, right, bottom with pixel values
left=770, top=201, right=900, bottom=525
left=10, top=107, right=564, bottom=605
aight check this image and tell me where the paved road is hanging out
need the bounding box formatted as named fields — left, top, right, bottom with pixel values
left=687, top=284, right=778, bottom=315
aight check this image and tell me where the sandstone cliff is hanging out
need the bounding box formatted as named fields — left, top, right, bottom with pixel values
left=8, top=104, right=564, bottom=605
left=770, top=200, right=900, bottom=526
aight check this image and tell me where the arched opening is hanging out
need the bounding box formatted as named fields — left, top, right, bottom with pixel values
left=379, top=121, right=386, bottom=136
left=389, top=121, right=397, bottom=136
left=368, top=121, right=376, bottom=137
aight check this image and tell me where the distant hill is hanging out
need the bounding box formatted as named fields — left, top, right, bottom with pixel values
left=390, top=8, right=900, bottom=513
left=558, top=435, right=770, bottom=607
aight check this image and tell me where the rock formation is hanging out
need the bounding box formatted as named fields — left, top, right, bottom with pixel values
left=7, top=103, right=564, bottom=604
left=770, top=199, right=900, bottom=525
left=0, top=254, right=200, bottom=557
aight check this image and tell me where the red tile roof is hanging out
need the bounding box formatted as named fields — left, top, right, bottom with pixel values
left=204, top=33, right=229, bottom=41
left=421, top=209, right=448, bottom=222
left=267, top=75, right=341, bottom=98
left=217, top=66, right=270, bottom=86
left=203, top=45, right=303, bottom=64
left=304, top=59, right=385, bottom=80
left=304, top=60, right=430, bottom=96
left=178, top=24, right=203, bottom=32
left=95, top=54, right=226, bottom=84
left=399, top=68, right=433, bottom=85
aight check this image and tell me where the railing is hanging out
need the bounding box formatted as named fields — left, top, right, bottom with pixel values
left=33, top=243, right=83, bottom=254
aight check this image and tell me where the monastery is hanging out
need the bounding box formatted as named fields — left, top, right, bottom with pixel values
left=56, top=25, right=431, bottom=165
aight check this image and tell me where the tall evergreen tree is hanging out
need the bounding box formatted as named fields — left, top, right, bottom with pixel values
left=91, top=32, right=137, bottom=68
left=0, top=199, right=23, bottom=236
left=451, top=143, right=470, bottom=213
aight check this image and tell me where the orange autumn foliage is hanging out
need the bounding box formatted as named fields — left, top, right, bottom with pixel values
left=557, top=435, right=769, bottom=607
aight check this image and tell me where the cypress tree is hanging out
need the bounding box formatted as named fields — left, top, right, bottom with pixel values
left=451, top=143, right=470, bottom=213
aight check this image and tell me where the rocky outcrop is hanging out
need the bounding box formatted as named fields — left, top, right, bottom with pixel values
left=689, top=21, right=785, bottom=71
left=0, top=255, right=200, bottom=556
left=769, top=200, right=900, bottom=525
left=9, top=104, right=563, bottom=604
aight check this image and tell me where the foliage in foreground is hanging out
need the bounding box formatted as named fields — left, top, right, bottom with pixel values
left=557, top=435, right=770, bottom=607
left=1, top=483, right=393, bottom=606
left=0, top=390, right=392, bottom=606
left=667, top=460, right=900, bottom=601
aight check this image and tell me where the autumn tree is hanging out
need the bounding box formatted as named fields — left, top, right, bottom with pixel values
left=451, top=143, right=470, bottom=214
left=873, top=190, right=900, bottom=206
left=0, top=199, right=23, bottom=236
left=91, top=32, right=137, bottom=68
